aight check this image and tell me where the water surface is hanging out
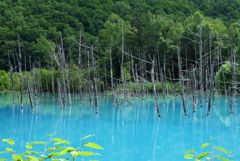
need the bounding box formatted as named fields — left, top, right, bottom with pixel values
left=0, top=92, right=239, bottom=160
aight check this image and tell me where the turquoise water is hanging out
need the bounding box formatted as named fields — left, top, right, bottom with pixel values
left=0, top=92, right=239, bottom=160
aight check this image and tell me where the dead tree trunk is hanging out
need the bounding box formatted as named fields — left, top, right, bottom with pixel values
left=228, top=86, right=234, bottom=114
left=91, top=46, right=98, bottom=114
left=87, top=50, right=92, bottom=107
left=17, top=34, right=23, bottom=108
left=110, top=49, right=114, bottom=95
left=232, top=49, right=237, bottom=102
left=78, top=30, right=82, bottom=68
left=121, top=24, right=128, bottom=105
left=51, top=60, right=55, bottom=95
left=207, top=63, right=214, bottom=115
left=160, top=68, right=166, bottom=103
left=58, top=81, right=64, bottom=109
left=199, top=17, right=203, bottom=107
left=27, top=75, right=34, bottom=112
left=7, top=48, right=15, bottom=104
left=178, top=48, right=187, bottom=116
left=65, top=67, right=72, bottom=106
left=151, top=59, right=161, bottom=117
left=60, top=35, right=67, bottom=108
left=190, top=64, right=197, bottom=113
left=10, top=65, right=15, bottom=104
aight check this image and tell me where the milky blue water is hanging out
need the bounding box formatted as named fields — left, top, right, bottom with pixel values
left=0, top=92, right=239, bottom=160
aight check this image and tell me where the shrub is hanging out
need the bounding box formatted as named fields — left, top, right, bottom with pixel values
left=0, top=133, right=103, bottom=161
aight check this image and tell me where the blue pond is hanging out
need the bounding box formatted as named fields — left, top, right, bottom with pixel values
left=0, top=92, right=239, bottom=160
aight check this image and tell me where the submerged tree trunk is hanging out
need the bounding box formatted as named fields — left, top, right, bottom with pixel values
left=91, top=46, right=98, bottom=114
left=232, top=49, right=237, bottom=102
left=207, top=63, right=214, bottom=115
left=27, top=75, right=34, bottom=112
left=178, top=48, right=187, bottom=116
left=17, top=34, right=23, bottom=108
left=110, top=49, right=114, bottom=95
left=10, top=65, right=15, bottom=104
left=228, top=86, right=234, bottom=114
left=151, top=59, right=161, bottom=117
left=51, top=60, right=55, bottom=96
left=199, top=17, right=203, bottom=108
left=160, top=68, right=165, bottom=103
left=190, top=64, right=197, bottom=113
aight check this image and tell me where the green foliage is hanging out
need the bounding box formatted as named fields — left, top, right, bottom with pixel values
left=215, top=61, right=240, bottom=93
left=0, top=133, right=103, bottom=161
left=0, top=0, right=239, bottom=91
left=184, top=137, right=234, bottom=161
left=0, top=70, right=11, bottom=91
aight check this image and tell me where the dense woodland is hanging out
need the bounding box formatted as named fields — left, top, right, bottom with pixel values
left=0, top=0, right=239, bottom=69
left=0, top=0, right=240, bottom=115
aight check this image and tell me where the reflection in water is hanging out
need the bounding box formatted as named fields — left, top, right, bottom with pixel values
left=0, top=92, right=239, bottom=160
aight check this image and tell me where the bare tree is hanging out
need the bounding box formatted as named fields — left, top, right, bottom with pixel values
left=17, top=34, right=23, bottom=108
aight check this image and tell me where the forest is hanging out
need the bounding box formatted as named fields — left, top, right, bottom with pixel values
left=0, top=0, right=239, bottom=112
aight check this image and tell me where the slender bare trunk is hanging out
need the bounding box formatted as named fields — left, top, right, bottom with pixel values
left=232, top=49, right=237, bottom=102
left=110, top=49, right=114, bottom=95
left=190, top=64, right=197, bottom=113
left=91, top=46, right=98, bottom=113
left=178, top=47, right=187, bottom=116
left=199, top=17, right=203, bottom=107
left=151, top=59, right=161, bottom=117
left=18, top=34, right=23, bottom=108
left=27, top=75, right=34, bottom=112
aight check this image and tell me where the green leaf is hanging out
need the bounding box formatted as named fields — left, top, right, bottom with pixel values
left=84, top=143, right=104, bottom=149
left=60, top=150, right=69, bottom=156
left=196, top=152, right=211, bottom=159
left=214, top=156, right=230, bottom=161
left=201, top=143, right=211, bottom=148
left=0, top=148, right=15, bottom=153
left=6, top=148, right=14, bottom=152
left=210, top=136, right=217, bottom=140
left=0, top=159, right=7, bottom=161
left=24, top=156, right=38, bottom=161
left=47, top=132, right=57, bottom=137
left=2, top=139, right=15, bottom=145
left=185, top=149, right=195, bottom=153
left=12, top=154, right=22, bottom=160
left=82, top=134, right=95, bottom=140
left=48, top=148, right=74, bottom=157
left=48, top=152, right=63, bottom=157
left=47, top=147, right=67, bottom=151
left=21, top=151, right=39, bottom=155
left=184, top=154, right=195, bottom=159
left=214, top=147, right=229, bottom=154
left=53, top=138, right=70, bottom=145
left=76, top=151, right=101, bottom=156
left=26, top=144, right=33, bottom=149
left=66, top=147, right=75, bottom=150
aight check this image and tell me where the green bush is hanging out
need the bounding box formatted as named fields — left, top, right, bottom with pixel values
left=0, top=70, right=11, bottom=91
left=184, top=137, right=234, bottom=161
left=215, top=61, right=240, bottom=93
left=0, top=133, right=103, bottom=161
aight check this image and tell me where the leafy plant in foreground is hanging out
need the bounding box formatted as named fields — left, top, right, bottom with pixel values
left=0, top=133, right=103, bottom=161
left=184, top=137, right=234, bottom=161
